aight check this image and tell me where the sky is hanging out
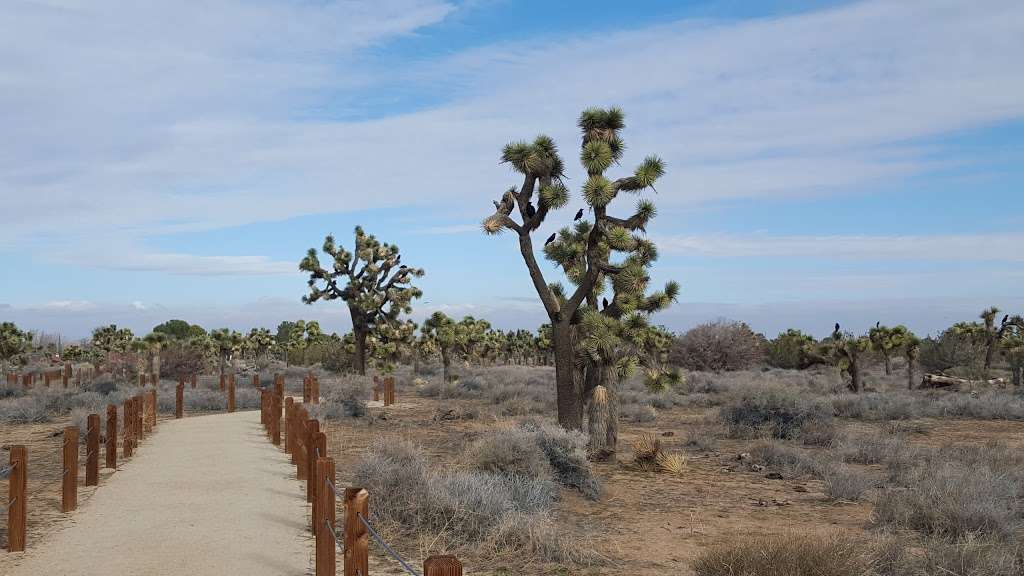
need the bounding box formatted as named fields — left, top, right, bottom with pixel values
left=1, top=0, right=1023, bottom=341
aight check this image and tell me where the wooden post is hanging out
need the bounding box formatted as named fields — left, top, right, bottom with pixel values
left=308, top=431, right=326, bottom=509
left=175, top=383, right=184, bottom=419
left=303, top=420, right=319, bottom=486
left=8, top=445, right=26, bottom=552
left=424, top=556, right=463, bottom=576
left=373, top=375, right=379, bottom=402
left=150, top=373, right=158, bottom=386
left=227, top=377, right=236, bottom=413
left=219, top=373, right=225, bottom=391
left=315, top=457, right=336, bottom=576
left=303, top=375, right=310, bottom=403
left=138, top=373, right=145, bottom=387
left=106, top=404, right=118, bottom=469
left=123, top=401, right=133, bottom=458
left=63, top=362, right=71, bottom=388
left=311, top=375, right=320, bottom=405
left=274, top=376, right=284, bottom=405
left=285, top=397, right=294, bottom=457
left=252, top=374, right=259, bottom=388
left=191, top=374, right=197, bottom=389
left=86, top=414, right=100, bottom=486
left=271, top=394, right=281, bottom=446
left=62, top=426, right=78, bottom=512
left=343, top=488, right=369, bottom=576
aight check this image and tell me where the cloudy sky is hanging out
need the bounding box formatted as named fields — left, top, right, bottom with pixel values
left=2, top=0, right=1022, bottom=340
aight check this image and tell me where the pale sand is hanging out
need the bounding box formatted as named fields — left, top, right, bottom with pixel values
left=4, top=410, right=312, bottom=576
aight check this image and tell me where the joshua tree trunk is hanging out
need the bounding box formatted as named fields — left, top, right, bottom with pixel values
left=441, top=348, right=452, bottom=382
left=882, top=353, right=892, bottom=376
left=349, top=307, right=369, bottom=376
left=848, top=357, right=862, bottom=393
left=587, top=385, right=611, bottom=459
left=1014, top=366, right=1022, bottom=387
left=907, top=357, right=916, bottom=390
left=984, top=337, right=997, bottom=377
left=552, top=320, right=584, bottom=430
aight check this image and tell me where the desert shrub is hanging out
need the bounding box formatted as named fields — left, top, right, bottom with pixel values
left=671, top=320, right=765, bottom=372
left=748, top=440, right=833, bottom=478
left=915, top=533, right=1023, bottom=576
left=720, top=385, right=834, bottom=440
left=309, top=376, right=367, bottom=420
left=874, top=443, right=1024, bottom=539
left=0, top=395, right=51, bottom=423
left=619, top=403, right=656, bottom=423
left=918, top=330, right=986, bottom=378
left=766, top=329, right=817, bottom=369
left=234, top=387, right=260, bottom=410
left=81, top=375, right=118, bottom=396
left=831, top=392, right=919, bottom=421
left=684, top=423, right=723, bottom=452
left=353, top=440, right=583, bottom=562
left=822, top=464, right=874, bottom=502
left=466, top=428, right=554, bottom=480
left=159, top=344, right=206, bottom=381
left=520, top=420, right=601, bottom=500
left=836, top=430, right=905, bottom=465
left=184, top=389, right=226, bottom=411
left=692, top=532, right=872, bottom=576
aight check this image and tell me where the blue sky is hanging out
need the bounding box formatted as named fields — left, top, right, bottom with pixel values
left=1, top=0, right=1022, bottom=340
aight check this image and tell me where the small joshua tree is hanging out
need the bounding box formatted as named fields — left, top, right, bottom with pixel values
left=953, top=307, right=1023, bottom=377
left=868, top=324, right=910, bottom=375
left=0, top=322, right=32, bottom=371
left=143, top=331, right=167, bottom=380
left=831, top=327, right=871, bottom=393
left=247, top=328, right=275, bottom=364
left=300, top=227, right=424, bottom=375
left=483, top=107, right=665, bottom=430
left=210, top=328, right=244, bottom=375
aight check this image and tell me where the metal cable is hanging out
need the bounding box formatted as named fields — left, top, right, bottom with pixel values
left=2, top=496, right=16, bottom=512
left=325, top=518, right=344, bottom=552
left=356, top=512, right=421, bottom=576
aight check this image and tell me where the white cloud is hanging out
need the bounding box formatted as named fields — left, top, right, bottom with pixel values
left=2, top=0, right=1022, bottom=251
left=658, top=232, right=1024, bottom=261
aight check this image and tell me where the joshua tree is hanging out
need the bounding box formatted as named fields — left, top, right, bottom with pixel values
left=91, top=324, right=134, bottom=354
left=831, top=327, right=871, bottom=393
left=247, top=328, right=275, bottom=363
left=868, top=324, right=910, bottom=375
left=210, top=328, right=244, bottom=375
left=903, top=332, right=921, bottom=390
left=286, top=320, right=324, bottom=365
left=368, top=319, right=416, bottom=374
left=142, top=332, right=167, bottom=380
left=0, top=322, right=32, bottom=371
left=953, top=308, right=1023, bottom=377
left=483, top=107, right=665, bottom=430
left=300, top=227, right=424, bottom=375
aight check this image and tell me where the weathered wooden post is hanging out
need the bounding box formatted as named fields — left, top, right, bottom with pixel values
left=343, top=488, right=369, bottom=576
left=62, top=426, right=79, bottom=512
left=274, top=375, right=284, bottom=403
left=175, top=383, right=184, bottom=419
left=8, top=445, right=26, bottom=552
left=311, top=375, right=320, bottom=405
left=123, top=401, right=133, bottom=458
left=302, top=419, right=319, bottom=485
left=315, top=457, right=336, bottom=576
left=252, top=374, right=259, bottom=388
left=191, top=374, right=197, bottom=389
left=150, top=373, right=158, bottom=386
left=63, top=362, right=71, bottom=388
left=285, top=398, right=296, bottom=459
left=271, top=394, right=281, bottom=446
left=151, top=389, right=158, bottom=429
left=424, top=556, right=463, bottom=576
left=219, top=373, right=225, bottom=391
left=86, top=414, right=100, bottom=486
left=227, top=377, right=236, bottom=413
left=106, top=404, right=118, bottom=469
left=308, top=431, right=326, bottom=510
left=373, top=375, right=379, bottom=402
left=138, top=373, right=145, bottom=387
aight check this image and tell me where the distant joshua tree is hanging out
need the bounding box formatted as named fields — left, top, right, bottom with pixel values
left=300, top=227, right=424, bottom=375
left=831, top=326, right=871, bottom=393
left=0, top=322, right=32, bottom=370
left=483, top=107, right=665, bottom=430
left=953, top=307, right=1024, bottom=377
left=867, top=324, right=911, bottom=375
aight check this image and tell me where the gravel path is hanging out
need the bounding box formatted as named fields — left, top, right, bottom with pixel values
left=3, top=410, right=312, bottom=576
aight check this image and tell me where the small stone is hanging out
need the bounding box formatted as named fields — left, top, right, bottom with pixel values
left=661, top=431, right=675, bottom=437
left=750, top=464, right=765, bottom=472
left=737, top=452, right=751, bottom=461
left=765, top=472, right=784, bottom=480
left=792, top=485, right=809, bottom=493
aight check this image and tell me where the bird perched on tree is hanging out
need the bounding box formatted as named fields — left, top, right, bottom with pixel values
left=834, top=322, right=841, bottom=334
left=545, top=233, right=556, bottom=246
left=876, top=321, right=880, bottom=328
left=525, top=203, right=536, bottom=219
left=1003, top=314, right=1010, bottom=324
left=574, top=208, right=584, bottom=221
left=400, top=264, right=408, bottom=269
left=395, top=254, right=401, bottom=264
left=602, top=297, right=609, bottom=310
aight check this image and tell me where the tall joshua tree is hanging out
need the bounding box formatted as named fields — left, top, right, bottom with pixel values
left=831, top=327, right=871, bottom=393
left=483, top=107, right=665, bottom=430
left=300, top=227, right=424, bottom=375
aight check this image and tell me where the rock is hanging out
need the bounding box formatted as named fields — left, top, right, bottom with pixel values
left=765, top=472, right=784, bottom=480
left=737, top=452, right=751, bottom=461
left=792, top=485, right=809, bottom=493
left=661, top=431, right=675, bottom=437
left=750, top=464, right=765, bottom=472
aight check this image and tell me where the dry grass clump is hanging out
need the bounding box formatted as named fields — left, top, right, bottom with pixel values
left=692, top=532, right=871, bottom=576
left=353, top=439, right=591, bottom=564
left=719, top=385, right=835, bottom=441
left=631, top=433, right=686, bottom=475
left=465, top=427, right=554, bottom=480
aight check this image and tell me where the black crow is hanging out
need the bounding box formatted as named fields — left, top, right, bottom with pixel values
left=395, top=254, right=401, bottom=263
left=1003, top=314, right=1009, bottom=324
left=545, top=233, right=556, bottom=245
left=525, top=203, right=536, bottom=219
left=834, top=322, right=840, bottom=333
left=876, top=321, right=880, bottom=328
left=574, top=208, right=584, bottom=221
left=602, top=297, right=609, bottom=310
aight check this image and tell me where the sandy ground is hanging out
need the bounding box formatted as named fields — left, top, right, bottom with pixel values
left=1, top=410, right=313, bottom=576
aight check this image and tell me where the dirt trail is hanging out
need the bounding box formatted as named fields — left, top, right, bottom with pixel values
left=2, top=410, right=312, bottom=576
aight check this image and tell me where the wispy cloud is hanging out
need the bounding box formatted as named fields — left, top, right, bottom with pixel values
left=411, top=224, right=481, bottom=235
left=658, top=232, right=1024, bottom=261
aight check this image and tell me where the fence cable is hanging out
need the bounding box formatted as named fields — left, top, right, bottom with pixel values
left=356, top=512, right=421, bottom=576
left=1, top=496, right=16, bottom=512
